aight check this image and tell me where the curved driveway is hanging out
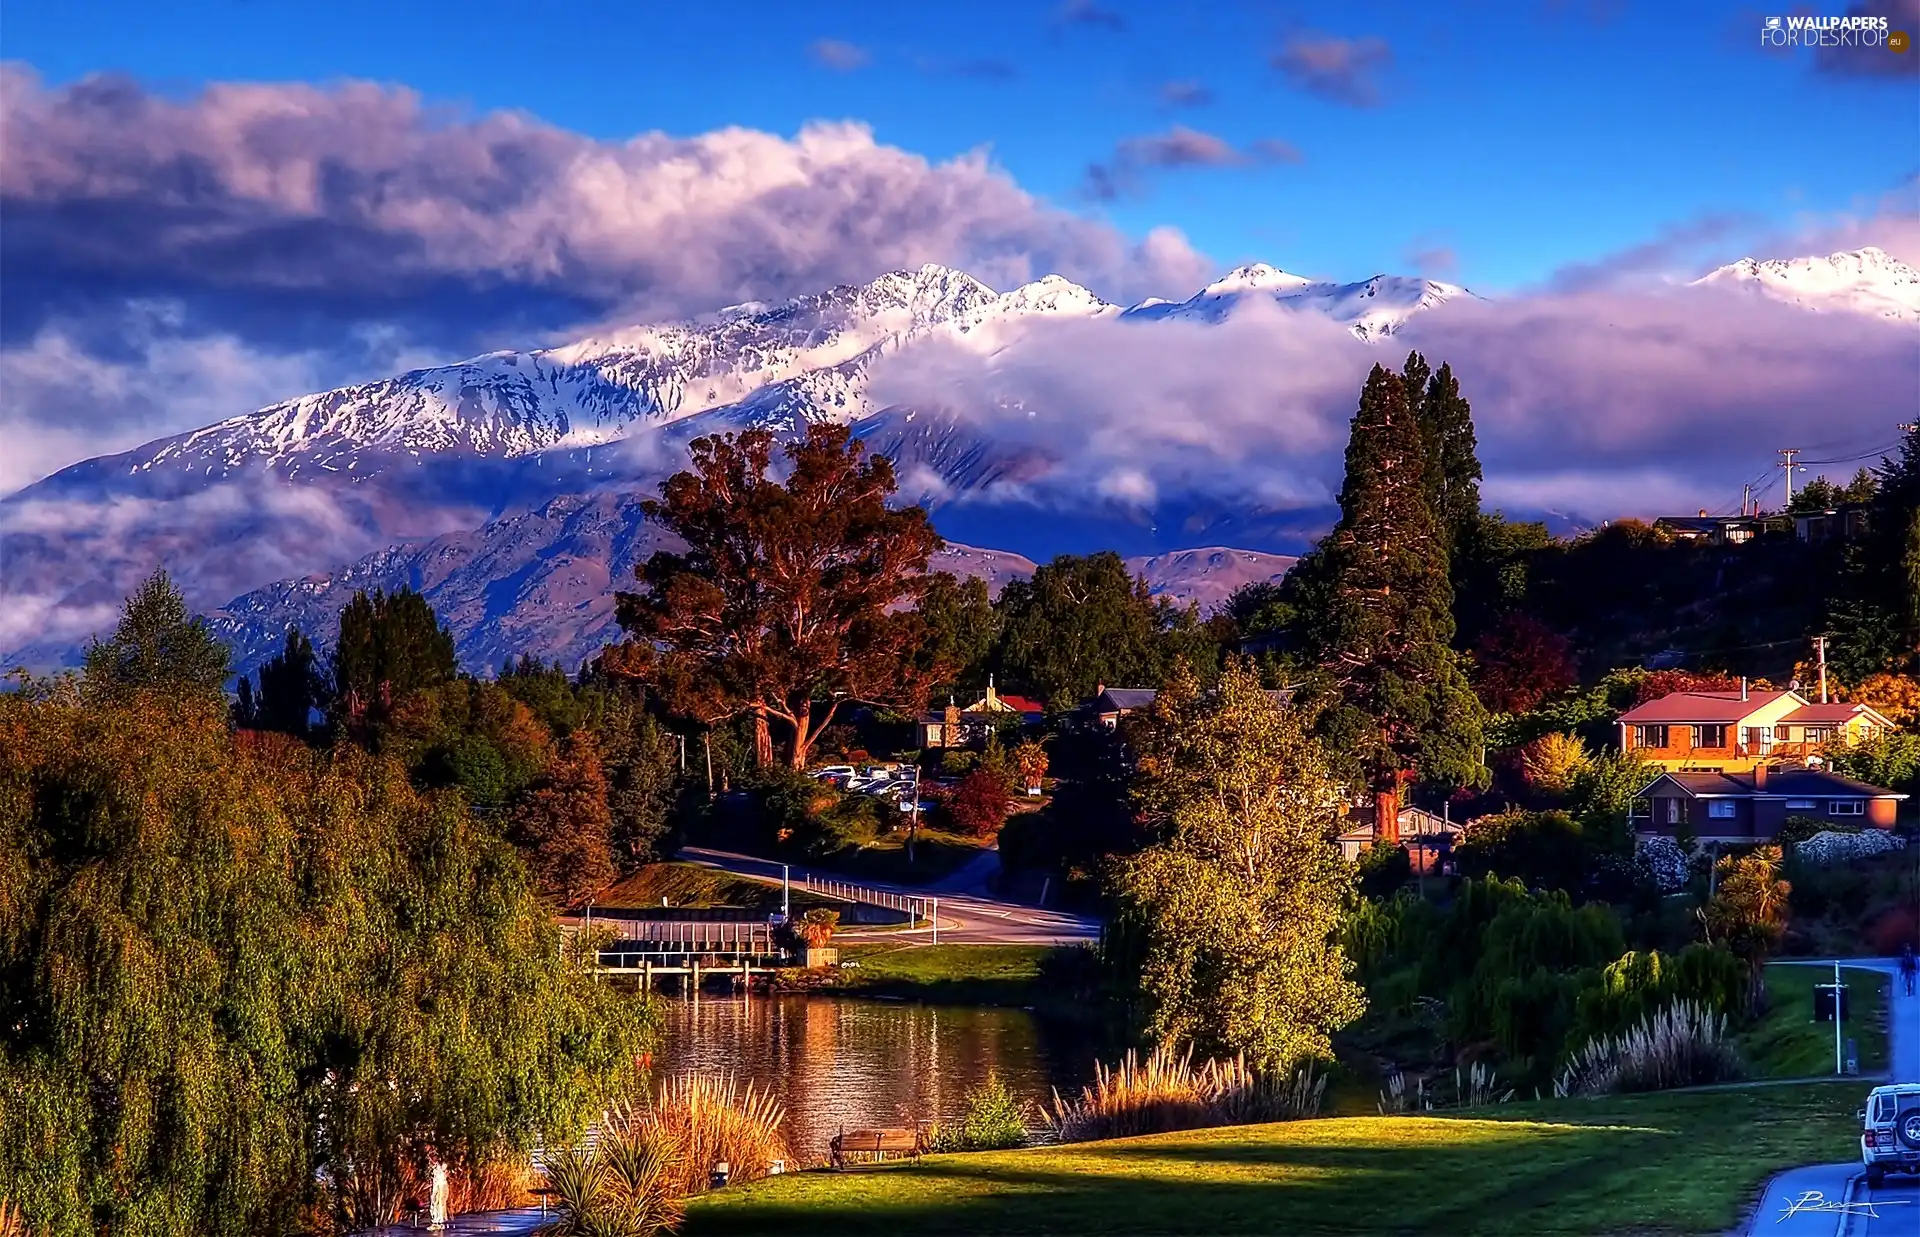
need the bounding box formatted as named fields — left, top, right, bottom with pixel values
left=1749, top=959, right=1918, bottom=1236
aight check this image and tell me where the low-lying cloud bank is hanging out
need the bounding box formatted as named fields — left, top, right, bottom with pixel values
left=866, top=285, right=1920, bottom=523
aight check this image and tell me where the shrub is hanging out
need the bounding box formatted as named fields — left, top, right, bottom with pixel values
left=538, top=1117, right=682, bottom=1237
left=944, top=767, right=1012, bottom=836
left=929, top=1072, right=1030, bottom=1153
left=797, top=908, right=839, bottom=948
left=1455, top=809, right=1589, bottom=894
left=1794, top=829, right=1906, bottom=868
left=1354, top=840, right=1413, bottom=899
left=1377, top=1062, right=1515, bottom=1114
left=1635, top=836, right=1691, bottom=892
left=1554, top=1000, right=1743, bottom=1096
left=1778, top=814, right=1861, bottom=853
left=1047, top=1045, right=1324, bottom=1143
left=1567, top=945, right=1746, bottom=1047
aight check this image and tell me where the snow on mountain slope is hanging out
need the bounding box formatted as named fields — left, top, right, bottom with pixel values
left=1124, top=547, right=1299, bottom=613
left=1691, top=247, right=1920, bottom=322
left=1123, top=263, right=1475, bottom=338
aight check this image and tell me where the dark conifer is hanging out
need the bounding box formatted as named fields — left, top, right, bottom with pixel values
left=1309, top=364, right=1487, bottom=838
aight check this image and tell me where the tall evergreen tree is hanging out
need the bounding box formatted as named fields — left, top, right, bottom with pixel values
left=330, top=587, right=457, bottom=731
left=1831, top=423, right=1920, bottom=677
left=82, top=570, right=231, bottom=703
left=254, top=627, right=326, bottom=739
left=1308, top=365, right=1487, bottom=838
left=1409, top=356, right=1483, bottom=556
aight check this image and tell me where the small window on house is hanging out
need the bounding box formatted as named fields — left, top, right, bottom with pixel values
left=1629, top=798, right=1651, bottom=819
left=1806, top=726, right=1837, bottom=743
left=1785, top=798, right=1817, bottom=810
left=1635, top=724, right=1670, bottom=749
left=1664, top=798, right=1682, bottom=825
left=1707, top=800, right=1737, bottom=819
left=1698, top=724, right=1728, bottom=748
left=1829, top=800, right=1866, bottom=816
left=1772, top=725, right=1792, bottom=742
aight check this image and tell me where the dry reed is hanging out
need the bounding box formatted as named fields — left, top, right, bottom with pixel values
left=1555, top=999, right=1743, bottom=1096
left=1047, top=1044, right=1326, bottom=1143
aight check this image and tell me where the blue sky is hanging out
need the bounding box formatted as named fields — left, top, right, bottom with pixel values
left=6, top=0, right=1915, bottom=294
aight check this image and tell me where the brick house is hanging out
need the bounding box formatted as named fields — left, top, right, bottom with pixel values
left=1631, top=766, right=1906, bottom=844
left=1617, top=686, right=1894, bottom=773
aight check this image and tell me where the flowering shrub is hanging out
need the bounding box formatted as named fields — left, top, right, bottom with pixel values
left=1793, top=829, right=1906, bottom=868
left=1635, top=836, right=1691, bottom=892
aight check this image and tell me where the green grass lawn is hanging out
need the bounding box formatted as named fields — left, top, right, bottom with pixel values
left=812, top=827, right=993, bottom=885
left=1738, top=963, right=1889, bottom=1078
left=685, top=1083, right=1865, bottom=1236
left=784, top=943, right=1098, bottom=1013
left=595, top=863, right=835, bottom=914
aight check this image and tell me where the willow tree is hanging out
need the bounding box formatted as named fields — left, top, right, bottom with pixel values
left=612, top=422, right=944, bottom=769
left=0, top=682, right=650, bottom=1236
left=1308, top=364, right=1487, bottom=838
left=1116, top=660, right=1366, bottom=1070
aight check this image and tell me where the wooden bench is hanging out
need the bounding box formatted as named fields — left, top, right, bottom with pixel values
left=828, top=1125, right=928, bottom=1169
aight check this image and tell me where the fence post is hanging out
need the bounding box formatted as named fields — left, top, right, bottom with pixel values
left=930, top=897, right=938, bottom=946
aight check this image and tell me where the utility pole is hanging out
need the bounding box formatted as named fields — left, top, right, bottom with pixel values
left=703, top=732, right=715, bottom=800
left=1813, top=636, right=1829, bottom=704
left=1777, top=448, right=1803, bottom=506
left=1741, top=483, right=1751, bottom=518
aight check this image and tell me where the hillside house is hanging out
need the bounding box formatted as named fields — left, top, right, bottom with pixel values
left=1652, top=513, right=1768, bottom=545
left=917, top=679, right=1045, bottom=749
left=1632, top=766, right=1906, bottom=843
left=1793, top=504, right=1869, bottom=544
left=1616, top=685, right=1892, bottom=773
left=1337, top=804, right=1460, bottom=874
left=1085, top=684, right=1296, bottom=730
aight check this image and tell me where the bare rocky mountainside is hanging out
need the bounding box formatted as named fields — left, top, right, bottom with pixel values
left=204, top=491, right=1294, bottom=679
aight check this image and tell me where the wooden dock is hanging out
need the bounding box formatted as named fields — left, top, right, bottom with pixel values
left=560, top=916, right=790, bottom=989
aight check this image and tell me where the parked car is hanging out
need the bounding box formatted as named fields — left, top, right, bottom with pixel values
left=1860, top=1082, right=1920, bottom=1187
left=814, top=765, right=856, bottom=780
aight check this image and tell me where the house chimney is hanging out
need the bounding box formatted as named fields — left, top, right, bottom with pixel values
left=1740, top=677, right=1748, bottom=701
left=1753, top=762, right=1767, bottom=790
left=986, top=674, right=999, bottom=709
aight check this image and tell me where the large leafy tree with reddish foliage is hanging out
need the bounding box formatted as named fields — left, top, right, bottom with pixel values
left=612, top=423, right=944, bottom=769
left=1471, top=612, right=1578, bottom=714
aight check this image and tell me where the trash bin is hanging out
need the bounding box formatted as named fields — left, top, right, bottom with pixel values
left=1846, top=1038, right=1859, bottom=1075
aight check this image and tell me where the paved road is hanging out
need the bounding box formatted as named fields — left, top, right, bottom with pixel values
left=677, top=845, right=1102, bottom=945
left=1749, top=959, right=1918, bottom=1237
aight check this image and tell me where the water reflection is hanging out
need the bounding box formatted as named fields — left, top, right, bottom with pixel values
left=653, top=993, right=1102, bottom=1162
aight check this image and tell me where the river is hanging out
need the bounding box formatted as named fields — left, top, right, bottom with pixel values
left=653, top=992, right=1105, bottom=1162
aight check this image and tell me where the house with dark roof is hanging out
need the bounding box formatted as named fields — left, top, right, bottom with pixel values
left=1632, top=766, right=1906, bottom=843
left=1793, top=504, right=1869, bottom=544
left=917, top=679, right=1045, bottom=749
left=1085, top=684, right=1296, bottom=730
left=1617, top=685, right=1893, bottom=773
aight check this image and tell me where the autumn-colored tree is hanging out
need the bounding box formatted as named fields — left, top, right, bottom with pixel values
left=1520, top=732, right=1592, bottom=796
left=1013, top=739, right=1049, bottom=794
left=1630, top=669, right=1742, bottom=707
left=1848, top=671, right=1920, bottom=726
left=612, top=423, right=944, bottom=769
left=512, top=733, right=618, bottom=907
left=946, top=768, right=1013, bottom=837
left=1470, top=611, right=1579, bottom=714
left=1699, top=846, right=1791, bottom=1014
left=1306, top=364, right=1487, bottom=838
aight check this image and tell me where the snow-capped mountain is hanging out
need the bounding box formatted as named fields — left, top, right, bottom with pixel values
left=1691, top=247, right=1920, bottom=322
left=1124, top=262, right=1476, bottom=339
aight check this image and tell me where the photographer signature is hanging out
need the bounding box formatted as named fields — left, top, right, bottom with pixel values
left=1777, top=1189, right=1913, bottom=1222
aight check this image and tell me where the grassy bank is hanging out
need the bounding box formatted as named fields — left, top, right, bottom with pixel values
left=804, top=827, right=992, bottom=885
left=1738, top=962, right=1889, bottom=1078
left=686, top=1083, right=1862, bottom=1236
left=787, top=943, right=1078, bottom=1008
left=594, top=863, right=833, bottom=914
